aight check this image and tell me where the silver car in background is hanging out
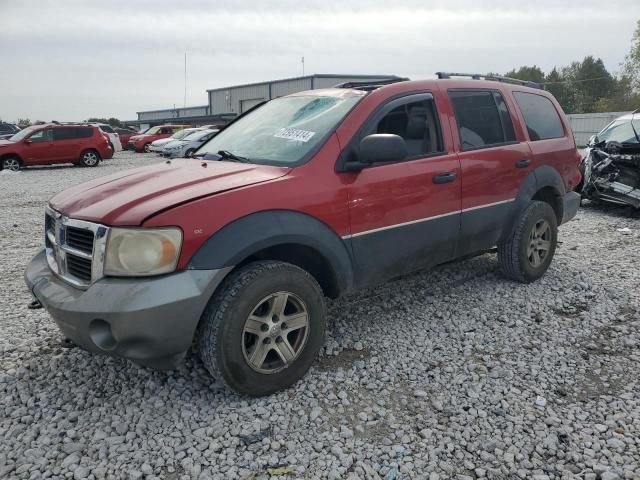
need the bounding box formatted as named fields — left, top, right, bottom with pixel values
left=161, top=129, right=219, bottom=158
left=148, top=128, right=202, bottom=153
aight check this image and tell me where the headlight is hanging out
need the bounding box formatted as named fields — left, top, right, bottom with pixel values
left=104, top=227, right=182, bottom=276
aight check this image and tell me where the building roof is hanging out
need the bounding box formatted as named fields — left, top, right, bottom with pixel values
left=205, top=73, right=403, bottom=92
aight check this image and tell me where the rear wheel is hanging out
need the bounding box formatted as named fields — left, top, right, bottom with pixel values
left=79, top=149, right=100, bottom=167
left=2, top=157, right=21, bottom=171
left=498, top=201, right=558, bottom=283
left=198, top=261, right=326, bottom=396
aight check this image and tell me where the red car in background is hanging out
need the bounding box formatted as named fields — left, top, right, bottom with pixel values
left=114, top=128, right=138, bottom=150
left=0, top=124, right=112, bottom=170
left=128, top=125, right=189, bottom=152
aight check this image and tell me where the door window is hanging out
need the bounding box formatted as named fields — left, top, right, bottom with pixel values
left=364, top=97, right=444, bottom=159
left=449, top=90, right=516, bottom=150
left=29, top=129, right=53, bottom=143
left=53, top=127, right=92, bottom=140
left=513, top=92, right=564, bottom=141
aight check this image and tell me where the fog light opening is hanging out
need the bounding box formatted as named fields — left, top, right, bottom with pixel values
left=89, top=319, right=117, bottom=351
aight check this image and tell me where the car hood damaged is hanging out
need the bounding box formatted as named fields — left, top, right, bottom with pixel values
left=49, top=159, right=290, bottom=225
left=581, top=141, right=640, bottom=209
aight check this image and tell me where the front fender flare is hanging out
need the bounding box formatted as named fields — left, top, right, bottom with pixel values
left=188, top=210, right=354, bottom=295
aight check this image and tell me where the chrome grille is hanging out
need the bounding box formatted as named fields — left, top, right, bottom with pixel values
left=45, top=207, right=109, bottom=289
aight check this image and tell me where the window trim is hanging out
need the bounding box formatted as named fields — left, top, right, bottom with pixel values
left=448, top=88, right=519, bottom=152
left=512, top=90, right=566, bottom=141
left=336, top=92, right=446, bottom=171
left=28, top=128, right=53, bottom=143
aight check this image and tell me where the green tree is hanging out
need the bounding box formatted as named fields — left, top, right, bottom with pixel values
left=504, top=65, right=546, bottom=84
left=543, top=67, right=574, bottom=113
left=86, top=117, right=122, bottom=127
left=623, top=19, right=640, bottom=92
left=563, top=56, right=615, bottom=113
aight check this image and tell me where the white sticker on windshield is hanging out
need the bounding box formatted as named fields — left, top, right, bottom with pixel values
left=274, top=127, right=316, bottom=143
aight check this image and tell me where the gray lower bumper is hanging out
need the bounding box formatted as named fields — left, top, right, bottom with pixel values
left=25, top=250, right=231, bottom=369
left=561, top=191, right=581, bottom=224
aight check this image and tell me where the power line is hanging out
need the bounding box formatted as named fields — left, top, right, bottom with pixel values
left=540, top=75, right=612, bottom=85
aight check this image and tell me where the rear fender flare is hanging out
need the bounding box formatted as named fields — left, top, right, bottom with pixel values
left=188, top=210, right=354, bottom=295
left=505, top=166, right=566, bottom=239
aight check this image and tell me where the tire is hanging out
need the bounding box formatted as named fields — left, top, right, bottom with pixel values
left=108, top=142, right=114, bottom=152
left=79, top=149, right=100, bottom=167
left=185, top=148, right=195, bottom=158
left=1, top=157, right=21, bottom=171
left=198, top=261, right=326, bottom=396
left=143, top=143, right=151, bottom=153
left=498, top=201, right=558, bottom=283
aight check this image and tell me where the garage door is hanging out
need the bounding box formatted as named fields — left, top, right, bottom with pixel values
left=240, top=98, right=265, bottom=113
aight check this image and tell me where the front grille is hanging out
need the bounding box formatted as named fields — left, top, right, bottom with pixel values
left=66, top=226, right=95, bottom=254
left=44, top=207, right=108, bottom=289
left=66, top=254, right=92, bottom=281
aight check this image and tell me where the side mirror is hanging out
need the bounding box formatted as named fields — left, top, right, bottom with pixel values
left=24, top=139, right=32, bottom=145
left=587, top=134, right=597, bottom=146
left=359, top=134, right=407, bottom=165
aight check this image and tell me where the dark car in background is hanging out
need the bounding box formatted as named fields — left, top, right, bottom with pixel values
left=0, top=123, right=21, bottom=140
left=0, top=124, right=112, bottom=170
left=114, top=128, right=138, bottom=150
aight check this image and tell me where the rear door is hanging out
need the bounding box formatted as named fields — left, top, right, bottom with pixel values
left=511, top=91, right=577, bottom=190
left=24, top=128, right=55, bottom=163
left=447, top=89, right=532, bottom=256
left=52, top=127, right=81, bottom=161
left=344, top=92, right=462, bottom=286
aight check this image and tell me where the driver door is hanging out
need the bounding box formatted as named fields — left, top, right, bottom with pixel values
left=24, top=128, right=55, bottom=164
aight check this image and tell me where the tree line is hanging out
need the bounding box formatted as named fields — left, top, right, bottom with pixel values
left=504, top=20, right=640, bottom=114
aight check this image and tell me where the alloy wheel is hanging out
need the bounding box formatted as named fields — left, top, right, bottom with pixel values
left=3, top=158, right=20, bottom=171
left=241, top=291, right=310, bottom=374
left=527, top=219, right=551, bottom=268
left=82, top=152, right=98, bottom=166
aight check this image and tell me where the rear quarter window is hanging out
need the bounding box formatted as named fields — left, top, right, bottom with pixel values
left=513, top=92, right=565, bottom=141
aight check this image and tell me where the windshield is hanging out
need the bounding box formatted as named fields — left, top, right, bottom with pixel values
left=9, top=126, right=38, bottom=142
left=145, top=126, right=162, bottom=135
left=171, top=129, right=195, bottom=140
left=183, top=130, right=214, bottom=141
left=196, top=93, right=364, bottom=164
left=597, top=118, right=640, bottom=144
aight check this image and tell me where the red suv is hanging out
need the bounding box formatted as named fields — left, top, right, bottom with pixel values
left=25, top=74, right=581, bottom=395
left=128, top=125, right=189, bottom=152
left=0, top=124, right=112, bottom=171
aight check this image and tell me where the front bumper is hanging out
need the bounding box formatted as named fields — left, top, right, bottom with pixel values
left=561, top=191, right=581, bottom=224
left=25, top=250, right=231, bottom=369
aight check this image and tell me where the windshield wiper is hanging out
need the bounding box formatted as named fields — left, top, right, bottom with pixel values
left=217, top=150, right=250, bottom=163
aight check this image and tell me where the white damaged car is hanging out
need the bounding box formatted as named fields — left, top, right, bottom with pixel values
left=148, top=128, right=202, bottom=153
left=161, top=129, right=219, bottom=158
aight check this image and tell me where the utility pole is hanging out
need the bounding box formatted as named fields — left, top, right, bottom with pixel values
left=184, top=52, right=187, bottom=107
left=301, top=56, right=305, bottom=76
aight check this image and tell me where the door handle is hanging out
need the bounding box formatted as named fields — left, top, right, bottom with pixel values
left=432, top=172, right=457, bottom=184
left=515, top=158, right=531, bottom=169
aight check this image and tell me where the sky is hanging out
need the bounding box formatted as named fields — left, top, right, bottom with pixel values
left=1, top=0, right=639, bottom=123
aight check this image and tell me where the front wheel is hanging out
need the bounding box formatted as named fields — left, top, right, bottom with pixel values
left=198, top=261, right=326, bottom=396
left=2, top=157, right=21, bottom=171
left=143, top=143, right=151, bottom=153
left=79, top=149, right=100, bottom=167
left=498, top=201, right=558, bottom=283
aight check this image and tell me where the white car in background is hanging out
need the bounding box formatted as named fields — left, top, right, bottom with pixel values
left=148, top=128, right=202, bottom=153
left=91, top=124, right=122, bottom=152
left=161, top=129, right=219, bottom=158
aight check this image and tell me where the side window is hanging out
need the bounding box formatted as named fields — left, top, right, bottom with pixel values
left=30, top=129, right=53, bottom=143
left=365, top=97, right=444, bottom=158
left=100, top=125, right=115, bottom=133
left=449, top=90, right=516, bottom=150
left=513, top=92, right=564, bottom=141
left=53, top=127, right=73, bottom=140
left=74, top=127, right=93, bottom=138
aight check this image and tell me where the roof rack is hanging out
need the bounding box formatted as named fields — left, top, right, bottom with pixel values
left=435, top=72, right=542, bottom=89
left=334, top=77, right=410, bottom=91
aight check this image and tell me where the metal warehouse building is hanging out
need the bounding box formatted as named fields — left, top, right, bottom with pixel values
left=127, top=73, right=402, bottom=130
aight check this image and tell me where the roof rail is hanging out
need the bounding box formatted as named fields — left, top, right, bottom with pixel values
left=435, top=72, right=542, bottom=89
left=334, top=77, right=410, bottom=91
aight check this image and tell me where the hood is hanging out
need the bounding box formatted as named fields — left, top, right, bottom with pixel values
left=49, top=159, right=290, bottom=225
left=163, top=140, right=184, bottom=149
left=0, top=139, right=15, bottom=146
left=152, top=138, right=174, bottom=146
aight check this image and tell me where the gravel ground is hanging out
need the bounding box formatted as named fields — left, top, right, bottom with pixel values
left=1, top=151, right=639, bottom=480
